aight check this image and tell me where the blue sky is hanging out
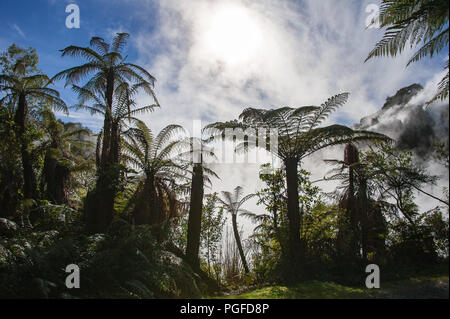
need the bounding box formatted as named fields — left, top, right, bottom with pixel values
left=1, top=0, right=448, bottom=132
left=0, top=0, right=162, bottom=128
left=1, top=0, right=448, bottom=231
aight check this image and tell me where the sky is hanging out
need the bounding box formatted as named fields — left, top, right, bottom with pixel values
left=1, top=0, right=448, bottom=237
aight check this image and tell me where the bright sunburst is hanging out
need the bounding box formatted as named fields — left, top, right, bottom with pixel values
left=202, top=5, right=263, bottom=65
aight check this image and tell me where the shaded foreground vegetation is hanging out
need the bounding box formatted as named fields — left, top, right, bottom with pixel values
left=1, top=1, right=449, bottom=299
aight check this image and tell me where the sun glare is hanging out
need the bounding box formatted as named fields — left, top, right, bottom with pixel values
left=203, top=6, right=263, bottom=65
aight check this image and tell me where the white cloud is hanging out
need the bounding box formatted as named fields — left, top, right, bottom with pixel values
left=71, top=0, right=449, bottom=237
left=130, top=0, right=444, bottom=135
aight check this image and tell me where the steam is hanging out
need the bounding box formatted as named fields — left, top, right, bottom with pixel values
left=352, top=78, right=449, bottom=213
left=355, top=79, right=449, bottom=162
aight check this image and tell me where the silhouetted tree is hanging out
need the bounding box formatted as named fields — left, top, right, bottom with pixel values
left=184, top=137, right=219, bottom=269
left=122, top=122, right=185, bottom=232
left=39, top=110, right=93, bottom=204
left=218, top=186, right=255, bottom=274
left=0, top=61, right=67, bottom=200
left=206, top=94, right=387, bottom=281
left=52, top=33, right=159, bottom=232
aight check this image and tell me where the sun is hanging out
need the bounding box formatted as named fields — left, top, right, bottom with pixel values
left=202, top=5, right=263, bottom=65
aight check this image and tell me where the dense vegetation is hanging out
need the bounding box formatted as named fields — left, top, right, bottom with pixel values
left=0, top=1, right=449, bottom=298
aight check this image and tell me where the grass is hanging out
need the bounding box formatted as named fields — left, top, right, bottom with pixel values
left=212, top=275, right=449, bottom=299
left=217, top=281, right=370, bottom=299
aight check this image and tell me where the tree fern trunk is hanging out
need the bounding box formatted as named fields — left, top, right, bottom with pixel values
left=186, top=163, right=204, bottom=269
left=20, top=147, right=37, bottom=200
left=87, top=72, right=117, bottom=233
left=147, top=173, right=157, bottom=225
left=284, top=157, right=302, bottom=280
left=232, top=213, right=249, bottom=274
left=359, top=178, right=369, bottom=261
left=14, top=94, right=37, bottom=200
left=100, top=72, right=114, bottom=167
left=132, top=173, right=155, bottom=225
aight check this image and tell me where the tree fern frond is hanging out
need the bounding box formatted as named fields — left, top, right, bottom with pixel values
left=112, top=33, right=130, bottom=54
left=426, top=65, right=449, bottom=107
left=60, top=46, right=103, bottom=63
left=89, top=37, right=109, bottom=55
left=407, top=27, right=449, bottom=66
left=307, top=93, right=349, bottom=130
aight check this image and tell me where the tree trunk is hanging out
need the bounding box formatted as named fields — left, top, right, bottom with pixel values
left=110, top=122, right=120, bottom=165
left=348, top=164, right=359, bottom=257
left=85, top=155, right=119, bottom=233
left=284, top=158, right=303, bottom=280
left=86, top=72, right=117, bottom=233
left=21, top=147, right=37, bottom=200
left=133, top=176, right=153, bottom=225
left=359, top=179, right=369, bottom=261
left=102, top=121, right=120, bottom=227
left=147, top=173, right=158, bottom=225
left=186, top=163, right=204, bottom=269
left=344, top=144, right=362, bottom=260
left=231, top=213, right=249, bottom=274
left=43, top=150, right=70, bottom=204
left=14, top=93, right=37, bottom=200
left=100, top=72, right=115, bottom=167
left=85, top=173, right=115, bottom=233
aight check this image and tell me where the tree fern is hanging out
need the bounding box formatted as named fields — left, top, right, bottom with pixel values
left=366, top=0, right=449, bottom=106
